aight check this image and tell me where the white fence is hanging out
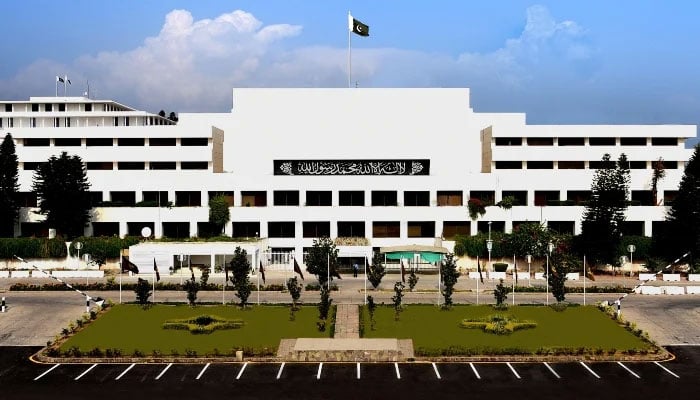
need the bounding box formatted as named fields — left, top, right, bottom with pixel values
left=516, top=272, right=530, bottom=280
left=687, top=286, right=700, bottom=294
left=489, top=272, right=506, bottom=280
left=534, top=272, right=546, bottom=280
left=0, top=271, right=9, bottom=278
left=688, top=274, right=700, bottom=282
left=565, top=273, right=580, bottom=281
left=662, top=274, right=681, bottom=282
left=663, top=286, right=685, bottom=295
left=639, top=286, right=663, bottom=295
left=51, top=270, right=104, bottom=278
left=639, top=273, right=657, bottom=281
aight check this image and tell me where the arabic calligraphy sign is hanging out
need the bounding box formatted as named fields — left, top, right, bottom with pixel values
left=274, top=159, right=430, bottom=176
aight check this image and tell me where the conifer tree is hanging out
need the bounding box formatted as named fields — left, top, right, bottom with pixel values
left=665, top=144, right=700, bottom=272
left=0, top=134, right=19, bottom=237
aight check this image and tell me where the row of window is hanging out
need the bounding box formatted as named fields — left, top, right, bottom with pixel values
left=495, top=137, right=679, bottom=146
left=495, top=160, right=678, bottom=170
left=13, top=189, right=678, bottom=208
left=22, top=161, right=208, bottom=171
left=20, top=137, right=208, bottom=147
left=5, top=103, right=131, bottom=113
left=20, top=219, right=655, bottom=239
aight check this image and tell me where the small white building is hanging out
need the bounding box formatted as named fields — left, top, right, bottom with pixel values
left=2, top=88, right=696, bottom=266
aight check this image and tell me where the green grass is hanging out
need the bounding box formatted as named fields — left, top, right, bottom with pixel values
left=361, top=305, right=651, bottom=355
left=60, top=304, right=329, bottom=355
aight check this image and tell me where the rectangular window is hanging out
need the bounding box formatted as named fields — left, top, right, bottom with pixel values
left=86, top=162, right=113, bottom=170
left=58, top=103, right=65, bottom=112
left=526, top=137, right=554, bottom=146
left=241, top=191, right=267, bottom=207
left=175, top=191, right=202, bottom=207
left=629, top=161, right=647, bottom=169
left=661, top=160, right=678, bottom=169
left=86, top=138, right=113, bottom=146
left=273, top=190, right=300, bottom=206
left=588, top=161, right=615, bottom=169
left=64, top=117, right=71, bottom=127
left=407, top=221, right=435, bottom=238
left=468, top=190, right=495, bottom=205
left=53, top=117, right=60, bottom=127
left=566, top=190, right=591, bottom=205
left=208, top=191, right=234, bottom=206
left=663, top=190, right=678, bottom=206
left=339, top=191, right=364, bottom=206
left=45, top=104, right=53, bottom=112
left=620, top=137, right=647, bottom=146
left=534, top=191, right=560, bottom=206
left=589, top=137, right=616, bottom=146
left=557, top=161, right=585, bottom=169
left=109, top=191, right=136, bottom=206
left=23, top=138, right=50, bottom=146
left=31, top=103, right=39, bottom=112
left=181, top=138, right=209, bottom=146
left=548, top=221, right=575, bottom=235
left=305, top=191, right=332, bottom=206
left=477, top=221, right=505, bottom=234
left=128, top=222, right=154, bottom=237
left=437, top=191, right=463, bottom=206
left=526, top=161, right=554, bottom=169
left=501, top=190, right=527, bottom=206
left=495, top=161, right=522, bottom=169
left=442, top=221, right=470, bottom=239
left=557, top=137, right=585, bottom=146
left=268, top=222, right=295, bottom=238
left=30, top=117, right=37, bottom=128
left=162, top=222, right=190, bottom=238
left=142, top=191, right=168, bottom=206
left=114, top=116, right=119, bottom=126
left=494, top=137, right=522, bottom=146
left=403, top=191, right=429, bottom=206
left=631, top=191, right=654, bottom=206
left=149, top=138, right=176, bottom=146
left=124, top=117, right=130, bottom=126
left=5, top=104, right=12, bottom=112
left=651, top=137, right=677, bottom=146
left=149, top=162, right=176, bottom=170
left=84, top=103, right=92, bottom=112
left=23, top=162, right=44, bottom=170
left=117, top=138, right=145, bottom=146
left=337, top=221, right=365, bottom=237
left=17, top=192, right=38, bottom=207
left=302, top=221, right=330, bottom=238
left=371, top=191, right=397, bottom=206
left=8, top=117, right=13, bottom=128
left=54, top=138, right=81, bottom=146
left=372, top=221, right=400, bottom=238
left=117, top=162, right=145, bottom=170
left=180, top=161, right=208, bottom=170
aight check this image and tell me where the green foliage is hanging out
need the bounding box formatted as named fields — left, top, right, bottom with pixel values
left=317, top=285, right=332, bottom=330
left=305, top=237, right=340, bottom=286
left=618, top=236, right=652, bottom=262
left=367, top=252, right=386, bottom=289
left=134, top=278, right=152, bottom=306
left=407, top=269, right=419, bottom=291
left=467, top=198, right=487, bottom=221
left=367, top=295, right=377, bottom=331
left=32, top=152, right=91, bottom=239
left=286, top=276, right=303, bottom=309
left=208, top=195, right=231, bottom=236
left=183, top=276, right=199, bottom=306
left=496, top=195, right=518, bottom=210
left=460, top=314, right=537, bottom=335
left=493, top=279, right=508, bottom=306
left=549, top=247, right=578, bottom=302
left=665, top=144, right=700, bottom=272
left=69, top=236, right=140, bottom=267
left=229, top=246, right=251, bottom=307
left=391, top=281, right=405, bottom=321
left=162, top=314, right=244, bottom=334
left=505, top=223, right=555, bottom=258
left=454, top=232, right=506, bottom=258
left=0, top=133, right=19, bottom=237
left=651, top=157, right=666, bottom=206
left=580, top=153, right=630, bottom=268
left=440, top=253, right=459, bottom=308
left=0, top=237, right=67, bottom=258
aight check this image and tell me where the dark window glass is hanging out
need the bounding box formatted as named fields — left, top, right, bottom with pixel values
left=548, top=221, right=575, bottom=235
left=558, top=161, right=585, bottom=169
left=232, top=222, right=260, bottom=238
left=469, top=190, right=495, bottom=205
left=117, top=138, right=144, bottom=146
left=268, top=222, right=296, bottom=238
left=149, top=138, right=176, bottom=146
left=86, top=162, right=113, bottom=170
left=589, top=137, right=616, bottom=146
left=558, top=137, right=585, bottom=146
left=403, top=191, right=429, bottom=206
left=302, top=222, right=330, bottom=238
left=651, top=137, right=677, bottom=146
left=566, top=190, right=591, bottom=205
left=372, top=221, right=400, bottom=238
left=31, top=103, right=39, bottom=112
left=371, top=191, right=397, bottom=206
left=527, top=161, right=554, bottom=169
left=620, top=137, right=646, bottom=146
left=534, top=191, right=560, bottom=206
left=241, top=191, right=267, bottom=207
left=437, top=191, right=463, bottom=206
left=84, top=103, right=92, bottom=112
left=58, top=103, right=65, bottom=112
left=273, top=190, right=300, bottom=206
left=23, top=138, right=50, bottom=146
left=629, top=161, right=647, bottom=169
left=91, top=222, right=119, bottom=237
left=407, top=221, right=435, bottom=238
left=109, top=191, right=136, bottom=206
left=306, top=191, right=332, bottom=206
left=5, top=104, right=12, bottom=112
left=17, top=192, right=38, bottom=207
left=526, top=137, right=554, bottom=146
left=149, top=162, right=176, bottom=170
left=54, top=138, right=81, bottom=146
left=442, top=221, right=470, bottom=239
left=142, top=191, right=169, bottom=206
left=23, top=162, right=44, bottom=170
left=337, top=221, right=365, bottom=237
left=181, top=162, right=208, bottom=170
left=339, top=191, right=364, bottom=206
left=117, top=162, right=145, bottom=170
left=45, top=104, right=52, bottom=111
left=495, top=161, right=522, bottom=169
left=175, top=191, right=201, bottom=207
left=86, top=138, right=113, bottom=146
left=477, top=221, right=504, bottom=234
left=181, top=138, right=209, bottom=146
left=501, top=191, right=527, bottom=206
left=162, top=222, right=190, bottom=238
left=661, top=160, right=678, bottom=169
left=494, top=137, right=522, bottom=146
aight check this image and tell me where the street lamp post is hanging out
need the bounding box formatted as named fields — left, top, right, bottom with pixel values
left=526, top=254, right=532, bottom=287
left=546, top=241, right=554, bottom=305
left=74, top=241, right=82, bottom=271
left=628, top=244, right=636, bottom=277
left=487, top=221, right=493, bottom=272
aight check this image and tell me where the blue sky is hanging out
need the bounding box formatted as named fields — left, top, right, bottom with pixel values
left=2, top=1, right=699, bottom=144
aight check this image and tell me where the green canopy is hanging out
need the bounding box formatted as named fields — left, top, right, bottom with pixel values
left=380, top=245, right=448, bottom=263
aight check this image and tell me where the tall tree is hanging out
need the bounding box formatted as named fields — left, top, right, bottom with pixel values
left=665, top=144, right=700, bottom=272
left=367, top=252, right=386, bottom=289
left=228, top=246, right=251, bottom=307
left=440, top=253, right=460, bottom=308
left=305, top=237, right=339, bottom=286
left=208, top=195, right=230, bottom=235
left=580, top=153, right=630, bottom=268
left=32, top=152, right=91, bottom=239
left=651, top=157, right=666, bottom=206
left=0, top=134, right=19, bottom=237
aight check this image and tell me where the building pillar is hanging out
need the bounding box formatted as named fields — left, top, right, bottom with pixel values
left=119, top=221, right=128, bottom=238
left=644, top=221, right=652, bottom=237
left=189, top=221, right=197, bottom=238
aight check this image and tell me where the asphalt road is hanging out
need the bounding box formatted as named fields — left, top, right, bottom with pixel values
left=0, top=346, right=698, bottom=399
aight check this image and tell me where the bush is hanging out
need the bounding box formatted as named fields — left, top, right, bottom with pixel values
left=0, top=238, right=68, bottom=258
left=493, top=263, right=508, bottom=272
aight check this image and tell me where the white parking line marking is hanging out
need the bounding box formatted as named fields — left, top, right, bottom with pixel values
left=654, top=362, right=680, bottom=378
left=276, top=363, right=285, bottom=380
left=155, top=363, right=172, bottom=380
left=236, top=362, right=248, bottom=380
left=74, top=364, right=98, bottom=381
left=617, top=362, right=640, bottom=379
left=357, top=362, right=361, bottom=379
left=34, top=364, right=60, bottom=381
left=506, top=362, right=521, bottom=379
left=195, top=363, right=210, bottom=380
left=115, top=363, right=135, bottom=380
left=580, top=362, right=601, bottom=379
left=543, top=362, right=561, bottom=379
left=469, top=363, right=481, bottom=379
left=432, top=363, right=441, bottom=379
left=394, top=363, right=401, bottom=379
left=316, top=363, right=323, bottom=380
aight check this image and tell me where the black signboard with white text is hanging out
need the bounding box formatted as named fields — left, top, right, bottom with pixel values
left=274, top=159, right=430, bottom=176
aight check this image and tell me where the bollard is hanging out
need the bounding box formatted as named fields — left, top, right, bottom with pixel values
left=615, top=299, right=621, bottom=318
left=235, top=350, right=243, bottom=361
left=86, top=297, right=90, bottom=313
left=1, top=296, right=5, bottom=312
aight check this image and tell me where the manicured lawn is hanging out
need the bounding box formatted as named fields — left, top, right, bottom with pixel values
left=361, top=305, right=651, bottom=355
left=60, top=304, right=329, bottom=355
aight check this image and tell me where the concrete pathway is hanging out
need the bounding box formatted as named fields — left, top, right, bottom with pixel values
left=334, top=304, right=359, bottom=339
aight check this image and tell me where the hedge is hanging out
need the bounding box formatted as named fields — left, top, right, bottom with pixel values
left=68, top=236, right=141, bottom=258
left=0, top=238, right=68, bottom=259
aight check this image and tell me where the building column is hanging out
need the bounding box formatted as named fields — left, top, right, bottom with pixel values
left=436, top=220, right=444, bottom=239
left=189, top=221, right=197, bottom=238
left=119, top=221, right=128, bottom=238
left=644, top=221, right=652, bottom=237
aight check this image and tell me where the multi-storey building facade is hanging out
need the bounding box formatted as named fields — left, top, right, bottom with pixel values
left=2, top=88, right=696, bottom=260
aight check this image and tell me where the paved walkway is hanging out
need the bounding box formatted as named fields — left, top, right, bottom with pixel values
left=334, top=304, right=359, bottom=339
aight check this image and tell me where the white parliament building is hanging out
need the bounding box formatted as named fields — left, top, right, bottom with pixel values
left=1, top=88, right=696, bottom=268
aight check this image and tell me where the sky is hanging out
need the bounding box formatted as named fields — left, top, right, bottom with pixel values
left=1, top=1, right=699, bottom=145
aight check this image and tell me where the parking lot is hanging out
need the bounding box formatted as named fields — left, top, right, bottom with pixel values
left=1, top=346, right=698, bottom=399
